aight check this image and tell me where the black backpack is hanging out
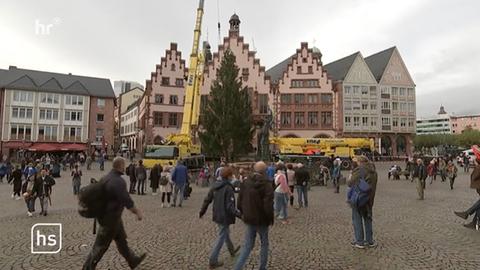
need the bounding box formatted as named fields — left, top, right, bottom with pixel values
left=159, top=175, right=169, bottom=185
left=78, top=178, right=109, bottom=218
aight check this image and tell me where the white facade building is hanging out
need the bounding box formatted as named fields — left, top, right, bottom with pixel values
left=120, top=102, right=139, bottom=150
left=416, top=106, right=451, bottom=134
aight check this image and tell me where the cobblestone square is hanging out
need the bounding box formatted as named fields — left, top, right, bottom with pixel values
left=0, top=162, right=479, bottom=270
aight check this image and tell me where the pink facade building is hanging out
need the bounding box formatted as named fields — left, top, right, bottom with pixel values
left=451, top=115, right=480, bottom=134
left=267, top=43, right=335, bottom=138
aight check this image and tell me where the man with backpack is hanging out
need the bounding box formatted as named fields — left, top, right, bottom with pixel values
left=82, top=157, right=145, bottom=270
left=347, top=156, right=378, bottom=249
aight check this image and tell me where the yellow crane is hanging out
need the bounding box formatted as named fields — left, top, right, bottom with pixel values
left=143, top=0, right=207, bottom=169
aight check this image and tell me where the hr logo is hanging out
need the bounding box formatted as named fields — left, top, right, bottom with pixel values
left=31, top=223, right=62, bottom=254
left=34, top=17, right=61, bottom=35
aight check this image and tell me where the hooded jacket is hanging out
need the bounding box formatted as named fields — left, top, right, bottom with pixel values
left=347, top=162, right=378, bottom=208
left=199, top=178, right=238, bottom=225
left=238, top=172, right=274, bottom=226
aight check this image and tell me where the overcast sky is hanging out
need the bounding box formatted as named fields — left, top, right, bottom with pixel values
left=1, top=0, right=479, bottom=117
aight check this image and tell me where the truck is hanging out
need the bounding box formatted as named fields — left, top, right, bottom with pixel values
left=270, top=137, right=375, bottom=169
left=143, top=0, right=207, bottom=170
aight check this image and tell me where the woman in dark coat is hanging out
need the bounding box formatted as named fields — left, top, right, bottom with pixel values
left=150, top=164, right=162, bottom=195
left=8, top=165, right=23, bottom=199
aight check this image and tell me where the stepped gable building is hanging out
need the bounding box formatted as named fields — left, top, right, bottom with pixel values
left=0, top=66, right=115, bottom=157
left=141, top=43, right=188, bottom=147
left=267, top=42, right=335, bottom=138
left=200, top=14, right=272, bottom=127
left=324, top=52, right=379, bottom=139
left=364, top=46, right=416, bottom=156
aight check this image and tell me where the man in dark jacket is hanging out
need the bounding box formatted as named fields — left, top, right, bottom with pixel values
left=135, top=160, right=147, bottom=195
left=127, top=162, right=136, bottom=194
left=36, top=169, right=56, bottom=216
left=347, top=156, right=378, bottom=249
left=199, top=166, right=240, bottom=269
left=83, top=157, right=146, bottom=270
left=412, top=158, right=427, bottom=200
left=234, top=161, right=274, bottom=270
left=294, top=163, right=310, bottom=208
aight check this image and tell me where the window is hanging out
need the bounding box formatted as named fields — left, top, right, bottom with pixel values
left=400, top=118, right=407, bottom=127
left=400, top=103, right=407, bottom=111
left=242, top=68, right=249, bottom=80
left=153, top=112, right=163, bottom=127
left=281, top=112, right=291, bottom=126
left=308, top=112, right=318, bottom=126
left=345, top=117, right=351, bottom=126
left=40, top=93, right=59, bottom=104
left=39, top=109, right=59, bottom=120
left=370, top=103, right=377, bottom=110
left=297, top=66, right=302, bottom=74
left=258, top=94, right=268, bottom=114
left=353, top=116, right=360, bottom=127
left=392, top=102, right=398, bottom=111
left=175, top=78, right=184, bottom=87
left=10, top=124, right=32, bottom=140
left=371, top=117, right=377, bottom=127
left=97, top=99, right=105, bottom=107
left=353, top=86, right=360, bottom=95
left=11, top=107, right=32, bottom=119
left=280, top=94, right=292, bottom=104
left=65, top=111, right=82, bottom=121
left=361, top=86, right=368, bottom=95
left=393, top=118, right=398, bottom=127
left=344, top=86, right=351, bottom=95
left=65, top=95, right=84, bottom=106
left=408, top=88, right=414, bottom=97
left=408, top=119, right=414, bottom=127
left=320, top=94, right=332, bottom=104
left=13, top=91, right=33, bottom=102
left=294, top=94, right=305, bottom=105
left=382, top=101, right=391, bottom=109
left=408, top=103, right=415, bottom=113
left=291, top=80, right=319, bottom=88
left=353, top=101, right=361, bottom=110
left=399, top=88, right=406, bottom=96
left=381, top=87, right=390, bottom=95
left=155, top=94, right=164, bottom=104
left=97, top=114, right=104, bottom=122
left=161, top=77, right=170, bottom=86
left=302, top=57, right=307, bottom=63
left=38, top=126, right=57, bottom=141
left=171, top=64, right=176, bottom=71
left=308, top=66, right=313, bottom=74
left=64, top=127, right=81, bottom=141
left=382, top=117, right=391, bottom=125
left=369, top=86, right=377, bottom=97
left=96, top=129, right=104, bottom=142
left=307, top=94, right=318, bottom=104
left=362, top=102, right=368, bottom=110
left=344, top=101, right=352, bottom=110
left=322, top=112, right=332, bottom=126
left=392, top=87, right=398, bottom=96
left=168, top=113, right=178, bottom=126
left=294, top=112, right=305, bottom=126
left=169, top=95, right=178, bottom=105
left=362, top=117, right=368, bottom=126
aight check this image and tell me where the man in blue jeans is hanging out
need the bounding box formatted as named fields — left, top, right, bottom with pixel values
left=171, top=160, right=188, bottom=207
left=235, top=162, right=274, bottom=270
left=347, top=156, right=378, bottom=249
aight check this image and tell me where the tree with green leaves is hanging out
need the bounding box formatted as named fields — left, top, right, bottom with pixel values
left=199, top=49, right=254, bottom=161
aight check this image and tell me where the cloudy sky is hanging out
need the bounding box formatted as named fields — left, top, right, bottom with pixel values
left=1, top=0, right=479, bottom=117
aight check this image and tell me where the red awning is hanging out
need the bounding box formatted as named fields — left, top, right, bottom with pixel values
left=28, top=143, right=87, bottom=152
left=2, top=141, right=33, bottom=149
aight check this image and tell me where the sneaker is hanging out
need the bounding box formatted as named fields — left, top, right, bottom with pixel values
left=463, top=221, right=476, bottom=229
left=16, top=196, right=22, bottom=200
left=11, top=193, right=15, bottom=199
left=454, top=211, right=468, bottom=220
left=351, top=241, right=365, bottom=249
left=209, top=262, right=224, bottom=269
left=161, top=203, right=164, bottom=208
left=27, top=211, right=33, bottom=217
left=129, top=253, right=146, bottom=269
left=366, top=241, right=377, bottom=248
left=178, top=204, right=182, bottom=208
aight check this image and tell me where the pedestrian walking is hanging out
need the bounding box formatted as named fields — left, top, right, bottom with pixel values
left=37, top=169, right=56, bottom=216
left=199, top=166, right=241, bottom=269
left=294, top=163, right=310, bottom=208
left=159, top=166, right=173, bottom=208
left=463, top=154, right=470, bottom=173
left=427, top=160, right=436, bottom=185
left=86, top=156, right=93, bottom=170
left=438, top=158, right=447, bottom=182
left=171, top=160, right=188, bottom=207
left=8, top=165, right=23, bottom=199
left=22, top=167, right=37, bottom=217
left=135, top=160, right=147, bottom=195
left=72, top=164, right=82, bottom=196
left=82, top=157, right=146, bottom=270
left=347, top=156, right=378, bottom=249
left=234, top=161, right=274, bottom=270
left=332, top=158, right=342, bottom=193
left=413, top=159, right=427, bottom=200
left=446, top=160, right=458, bottom=190
left=150, top=164, right=161, bottom=195
left=0, top=160, right=7, bottom=183
left=286, top=164, right=296, bottom=206
left=274, top=164, right=291, bottom=224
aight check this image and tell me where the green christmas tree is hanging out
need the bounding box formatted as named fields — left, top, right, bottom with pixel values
left=199, top=49, right=254, bottom=161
